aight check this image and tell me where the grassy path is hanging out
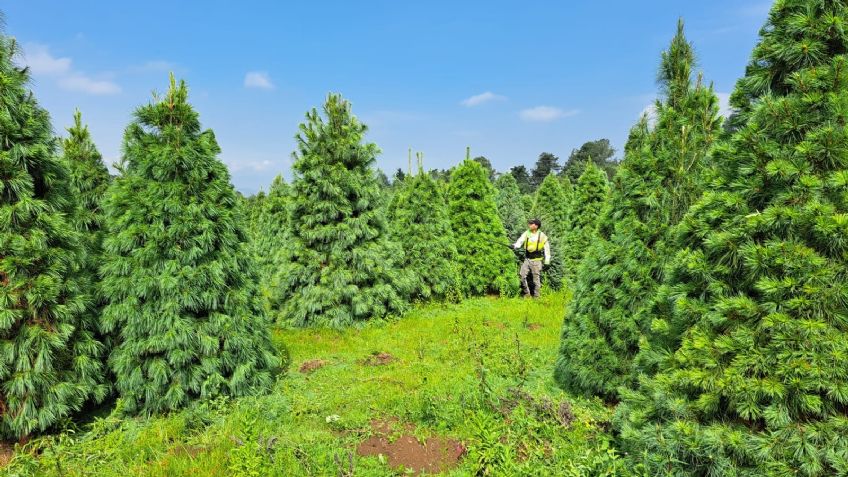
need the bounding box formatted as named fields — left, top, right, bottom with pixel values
left=5, top=294, right=633, bottom=476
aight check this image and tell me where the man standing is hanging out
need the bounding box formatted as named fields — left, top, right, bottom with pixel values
left=513, top=219, right=550, bottom=298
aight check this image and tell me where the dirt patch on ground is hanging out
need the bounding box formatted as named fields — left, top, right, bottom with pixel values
left=499, top=388, right=574, bottom=428
left=361, top=352, right=396, bottom=366
left=298, top=359, right=328, bottom=374
left=356, top=419, right=465, bottom=475
left=526, top=323, right=542, bottom=331
left=0, top=442, right=13, bottom=468
left=169, top=444, right=207, bottom=457
left=491, top=321, right=507, bottom=329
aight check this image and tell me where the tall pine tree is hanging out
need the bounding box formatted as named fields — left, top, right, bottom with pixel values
left=556, top=21, right=721, bottom=400
left=62, top=110, right=111, bottom=253
left=494, top=173, right=527, bottom=241
left=448, top=159, right=517, bottom=296
left=100, top=76, right=279, bottom=415
left=530, top=152, right=561, bottom=189
left=618, top=3, right=848, bottom=474
left=273, top=94, right=409, bottom=327
left=252, top=174, right=289, bottom=301
left=0, top=30, right=107, bottom=439
left=530, top=174, right=569, bottom=290
left=561, top=161, right=608, bottom=279
left=387, top=162, right=459, bottom=302
left=509, top=165, right=533, bottom=194
left=61, top=110, right=112, bottom=345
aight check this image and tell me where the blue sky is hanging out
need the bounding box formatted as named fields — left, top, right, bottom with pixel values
left=5, top=1, right=771, bottom=194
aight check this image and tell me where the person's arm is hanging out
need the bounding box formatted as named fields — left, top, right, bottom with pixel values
left=513, top=231, right=527, bottom=249
left=543, top=234, right=551, bottom=264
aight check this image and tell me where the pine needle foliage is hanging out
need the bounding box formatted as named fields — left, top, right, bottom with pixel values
left=61, top=110, right=112, bottom=342
left=561, top=161, right=608, bottom=280
left=447, top=159, right=518, bottom=296
left=387, top=166, right=460, bottom=302
left=618, top=3, right=848, bottom=474
left=0, top=31, right=107, bottom=439
left=530, top=174, right=569, bottom=290
left=555, top=21, right=721, bottom=401
left=274, top=93, right=409, bottom=327
left=62, top=110, right=111, bottom=247
left=252, top=175, right=289, bottom=298
left=494, top=173, right=527, bottom=241
left=100, top=76, right=279, bottom=415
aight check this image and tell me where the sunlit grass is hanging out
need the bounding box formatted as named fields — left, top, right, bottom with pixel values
left=5, top=293, right=639, bottom=476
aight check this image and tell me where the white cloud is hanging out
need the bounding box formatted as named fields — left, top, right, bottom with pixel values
left=244, top=71, right=274, bottom=90
left=58, top=74, right=121, bottom=95
left=519, top=106, right=578, bottom=122
left=640, top=103, right=658, bottom=124
left=461, top=91, right=506, bottom=107
left=225, top=158, right=278, bottom=173
left=21, top=43, right=120, bottom=95
left=23, top=43, right=71, bottom=75
left=126, top=60, right=176, bottom=74
left=716, top=92, right=733, bottom=118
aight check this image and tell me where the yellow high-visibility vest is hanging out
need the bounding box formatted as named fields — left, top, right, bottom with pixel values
left=524, top=231, right=547, bottom=261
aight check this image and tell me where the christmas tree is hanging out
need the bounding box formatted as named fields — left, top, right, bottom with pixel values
left=494, top=173, right=527, bottom=241
left=100, top=76, right=279, bottom=415
left=252, top=174, right=289, bottom=301
left=555, top=21, right=720, bottom=400
left=530, top=174, right=569, bottom=290
left=387, top=157, right=459, bottom=301
left=62, top=110, right=111, bottom=253
left=561, top=161, right=608, bottom=279
left=448, top=156, right=517, bottom=296
left=0, top=31, right=107, bottom=438
left=273, top=94, right=409, bottom=327
left=618, top=3, right=848, bottom=474
left=243, top=191, right=267, bottom=242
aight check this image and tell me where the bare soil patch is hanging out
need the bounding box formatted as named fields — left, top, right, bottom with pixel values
left=0, top=442, right=13, bottom=468
left=361, top=352, right=396, bottom=366
left=169, top=444, right=207, bottom=457
left=356, top=418, right=465, bottom=475
left=298, top=359, right=328, bottom=374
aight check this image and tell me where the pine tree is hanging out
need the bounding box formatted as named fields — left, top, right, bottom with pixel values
left=562, top=139, right=617, bottom=181
left=61, top=109, right=114, bottom=379
left=556, top=21, right=721, bottom=400
left=62, top=110, right=111, bottom=251
left=100, top=76, right=279, bottom=415
left=244, top=190, right=267, bottom=237
left=472, top=155, right=497, bottom=183
left=448, top=159, right=518, bottom=296
left=494, top=173, right=527, bottom=241
left=561, top=161, right=608, bottom=279
left=273, top=94, right=409, bottom=327
left=521, top=193, right=535, bottom=219
left=252, top=175, right=289, bottom=299
left=387, top=160, right=459, bottom=302
left=530, top=174, right=568, bottom=290
left=0, top=31, right=107, bottom=439
left=618, top=3, right=848, bottom=474
left=530, top=152, right=561, bottom=189
left=559, top=175, right=573, bottom=198
left=509, top=165, right=533, bottom=194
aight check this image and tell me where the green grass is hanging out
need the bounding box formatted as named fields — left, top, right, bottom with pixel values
left=5, top=294, right=640, bottom=476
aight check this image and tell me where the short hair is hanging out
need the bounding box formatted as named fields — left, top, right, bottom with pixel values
left=528, top=218, right=541, bottom=228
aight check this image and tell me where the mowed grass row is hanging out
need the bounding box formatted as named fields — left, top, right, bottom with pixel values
left=6, top=294, right=637, bottom=476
